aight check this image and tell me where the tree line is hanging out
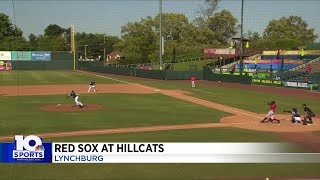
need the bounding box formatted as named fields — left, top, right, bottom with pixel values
left=0, top=0, right=318, bottom=64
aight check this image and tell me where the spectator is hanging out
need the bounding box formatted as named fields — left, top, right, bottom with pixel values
left=276, top=49, right=281, bottom=59
left=306, top=64, right=312, bottom=73
left=230, top=65, right=235, bottom=74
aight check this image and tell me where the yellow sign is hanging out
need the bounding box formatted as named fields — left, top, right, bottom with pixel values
left=252, top=79, right=282, bottom=85
left=262, top=50, right=320, bottom=55
left=230, top=41, right=234, bottom=48
left=246, top=42, right=249, bottom=48
left=301, top=49, right=305, bottom=56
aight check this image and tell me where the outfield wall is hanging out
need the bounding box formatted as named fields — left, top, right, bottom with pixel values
left=79, top=61, right=204, bottom=80
left=6, top=51, right=76, bottom=70
left=203, top=66, right=252, bottom=84
left=79, top=61, right=250, bottom=84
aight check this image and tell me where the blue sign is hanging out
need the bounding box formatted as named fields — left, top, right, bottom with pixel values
left=0, top=135, right=52, bottom=163
left=31, top=51, right=51, bottom=61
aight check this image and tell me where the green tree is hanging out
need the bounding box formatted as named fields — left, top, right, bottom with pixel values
left=263, top=16, right=318, bottom=43
left=28, top=33, right=38, bottom=50
left=0, top=13, right=23, bottom=41
left=1, top=37, right=29, bottom=51
left=75, top=32, right=120, bottom=59
left=44, top=24, right=65, bottom=37
left=120, top=17, right=157, bottom=64
left=37, top=35, right=67, bottom=51
left=207, top=10, right=238, bottom=44
left=0, top=13, right=26, bottom=50
left=196, top=0, right=220, bottom=22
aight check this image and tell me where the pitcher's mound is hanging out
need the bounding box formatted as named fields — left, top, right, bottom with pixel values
left=40, top=104, right=103, bottom=112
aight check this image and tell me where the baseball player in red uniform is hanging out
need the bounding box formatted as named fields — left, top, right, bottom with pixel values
left=191, top=76, right=196, bottom=88
left=260, top=101, right=280, bottom=124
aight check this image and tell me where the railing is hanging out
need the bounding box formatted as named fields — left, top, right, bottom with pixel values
left=109, top=56, right=205, bottom=70
left=289, top=57, right=320, bottom=72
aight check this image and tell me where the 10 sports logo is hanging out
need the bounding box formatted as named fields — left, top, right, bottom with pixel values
left=13, top=135, right=45, bottom=159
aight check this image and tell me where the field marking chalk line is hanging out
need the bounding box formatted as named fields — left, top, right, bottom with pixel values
left=75, top=70, right=132, bottom=84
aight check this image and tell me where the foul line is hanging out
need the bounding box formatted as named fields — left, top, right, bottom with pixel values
left=0, top=121, right=258, bottom=141
left=75, top=70, right=132, bottom=84
left=161, top=90, right=263, bottom=119
left=191, top=88, right=224, bottom=95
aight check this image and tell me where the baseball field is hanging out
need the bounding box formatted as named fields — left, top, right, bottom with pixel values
left=1, top=70, right=320, bottom=180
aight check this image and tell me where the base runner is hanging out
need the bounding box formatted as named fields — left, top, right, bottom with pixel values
left=260, top=101, right=280, bottom=124
left=67, top=90, right=84, bottom=108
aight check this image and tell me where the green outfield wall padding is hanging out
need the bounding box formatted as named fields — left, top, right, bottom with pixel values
left=12, top=51, right=75, bottom=70
left=203, top=66, right=252, bottom=84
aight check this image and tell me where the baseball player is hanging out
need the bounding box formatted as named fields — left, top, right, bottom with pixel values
left=302, top=104, right=315, bottom=125
left=283, top=108, right=302, bottom=124
left=67, top=90, right=84, bottom=108
left=260, top=101, right=280, bottom=124
left=88, top=80, right=96, bottom=92
left=191, top=76, right=196, bottom=88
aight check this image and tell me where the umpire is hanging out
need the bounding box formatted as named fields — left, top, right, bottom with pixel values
left=302, top=104, right=315, bottom=125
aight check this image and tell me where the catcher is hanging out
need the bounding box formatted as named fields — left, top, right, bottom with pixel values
left=283, top=108, right=302, bottom=124
left=260, top=101, right=280, bottom=124
left=302, top=104, right=315, bottom=125
left=67, top=90, right=84, bottom=108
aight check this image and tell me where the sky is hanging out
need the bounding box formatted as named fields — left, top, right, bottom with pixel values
left=0, top=0, right=319, bottom=41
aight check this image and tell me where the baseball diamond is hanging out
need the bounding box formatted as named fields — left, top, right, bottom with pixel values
left=2, top=0, right=320, bottom=179
left=0, top=69, right=320, bottom=180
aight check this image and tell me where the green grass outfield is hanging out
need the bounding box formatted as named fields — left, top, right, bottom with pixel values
left=0, top=94, right=228, bottom=136
left=1, top=70, right=320, bottom=179
left=91, top=74, right=320, bottom=114
left=0, top=70, right=120, bottom=85
left=0, top=129, right=317, bottom=180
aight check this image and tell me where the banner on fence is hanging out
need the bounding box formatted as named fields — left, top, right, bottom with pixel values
left=262, top=50, right=320, bottom=55
left=282, top=81, right=308, bottom=88
left=0, top=60, right=12, bottom=71
left=11, top=51, right=32, bottom=61
left=252, top=79, right=282, bottom=86
left=244, top=59, right=304, bottom=65
left=31, top=51, right=51, bottom=61
left=0, top=51, right=11, bottom=60
left=204, top=48, right=235, bottom=55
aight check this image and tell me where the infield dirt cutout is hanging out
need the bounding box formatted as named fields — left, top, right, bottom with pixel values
left=0, top=82, right=319, bottom=142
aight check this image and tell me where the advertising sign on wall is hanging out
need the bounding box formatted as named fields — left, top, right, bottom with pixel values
left=0, top=51, right=12, bottom=60
left=11, top=51, right=32, bottom=61
left=204, top=48, right=235, bottom=55
left=283, top=81, right=308, bottom=88
left=252, top=79, right=282, bottom=86
left=0, top=60, right=12, bottom=71
left=31, top=51, right=51, bottom=61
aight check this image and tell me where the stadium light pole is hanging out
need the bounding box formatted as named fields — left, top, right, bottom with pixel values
left=239, top=0, right=244, bottom=76
left=84, top=45, right=88, bottom=60
left=104, top=33, right=106, bottom=62
left=159, top=0, right=163, bottom=70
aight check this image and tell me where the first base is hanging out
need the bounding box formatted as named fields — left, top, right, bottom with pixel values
left=56, top=104, right=61, bottom=106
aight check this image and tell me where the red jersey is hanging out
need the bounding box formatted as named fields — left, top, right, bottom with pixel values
left=306, top=66, right=312, bottom=72
left=270, top=104, right=277, bottom=111
left=191, top=77, right=196, bottom=81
